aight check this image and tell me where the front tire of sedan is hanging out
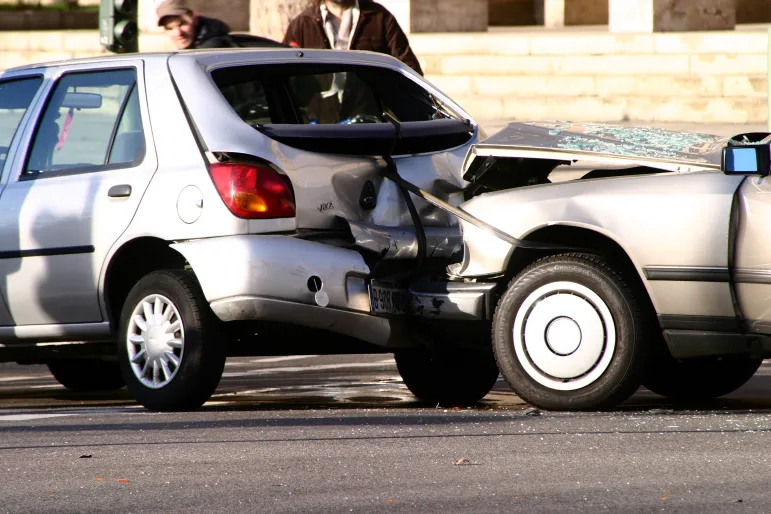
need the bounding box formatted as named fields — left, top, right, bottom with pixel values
left=118, top=270, right=227, bottom=411
left=643, top=356, right=762, bottom=401
left=395, top=346, right=500, bottom=406
left=492, top=253, right=647, bottom=411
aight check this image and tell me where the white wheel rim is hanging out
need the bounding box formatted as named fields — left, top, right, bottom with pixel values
left=126, top=294, right=185, bottom=389
left=512, top=281, right=616, bottom=391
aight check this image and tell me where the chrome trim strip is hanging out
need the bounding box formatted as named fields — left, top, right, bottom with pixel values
left=663, top=329, right=771, bottom=359
left=644, top=266, right=729, bottom=282
left=658, top=314, right=740, bottom=332
left=645, top=266, right=771, bottom=284
left=735, top=269, right=771, bottom=284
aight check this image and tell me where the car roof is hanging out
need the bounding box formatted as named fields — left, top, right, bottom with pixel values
left=3, top=48, right=414, bottom=74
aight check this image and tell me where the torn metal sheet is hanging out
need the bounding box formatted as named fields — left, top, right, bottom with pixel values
left=348, top=221, right=462, bottom=259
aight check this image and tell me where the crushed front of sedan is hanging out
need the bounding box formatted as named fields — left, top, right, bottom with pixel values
left=436, top=120, right=771, bottom=411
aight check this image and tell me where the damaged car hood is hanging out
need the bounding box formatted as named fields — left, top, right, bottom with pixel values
left=465, top=121, right=729, bottom=181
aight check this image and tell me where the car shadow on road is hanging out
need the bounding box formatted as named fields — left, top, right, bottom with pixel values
left=619, top=374, right=771, bottom=413
left=4, top=372, right=771, bottom=415
left=0, top=385, right=136, bottom=411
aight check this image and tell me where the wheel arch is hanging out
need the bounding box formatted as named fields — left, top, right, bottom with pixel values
left=502, top=224, right=659, bottom=325
left=102, top=237, right=187, bottom=330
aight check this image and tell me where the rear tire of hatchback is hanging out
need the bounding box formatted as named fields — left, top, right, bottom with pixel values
left=395, top=346, right=500, bottom=406
left=117, top=270, right=227, bottom=411
left=47, top=359, right=125, bottom=392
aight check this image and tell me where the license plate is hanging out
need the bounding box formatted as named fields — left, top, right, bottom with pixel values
left=369, top=283, right=409, bottom=315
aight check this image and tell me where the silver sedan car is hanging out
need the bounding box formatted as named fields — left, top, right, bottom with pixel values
left=453, top=121, right=771, bottom=411
left=0, top=48, right=499, bottom=411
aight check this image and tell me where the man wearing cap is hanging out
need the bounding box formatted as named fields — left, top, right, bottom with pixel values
left=283, top=0, right=422, bottom=75
left=156, top=0, right=284, bottom=49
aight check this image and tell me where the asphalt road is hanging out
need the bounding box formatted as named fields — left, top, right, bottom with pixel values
left=2, top=355, right=771, bottom=513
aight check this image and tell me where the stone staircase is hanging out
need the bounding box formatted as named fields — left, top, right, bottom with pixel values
left=0, top=26, right=767, bottom=124
left=413, top=26, right=769, bottom=123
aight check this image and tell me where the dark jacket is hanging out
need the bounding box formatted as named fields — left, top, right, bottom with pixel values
left=193, top=16, right=286, bottom=49
left=282, top=1, right=423, bottom=75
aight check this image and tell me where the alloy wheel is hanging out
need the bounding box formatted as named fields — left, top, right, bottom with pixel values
left=126, top=294, right=185, bottom=389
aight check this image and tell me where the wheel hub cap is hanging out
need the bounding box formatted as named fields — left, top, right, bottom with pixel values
left=513, top=281, right=616, bottom=391
left=126, top=294, right=185, bottom=389
left=545, top=316, right=582, bottom=356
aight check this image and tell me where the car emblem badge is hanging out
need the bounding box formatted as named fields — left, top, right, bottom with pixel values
left=359, top=180, right=377, bottom=210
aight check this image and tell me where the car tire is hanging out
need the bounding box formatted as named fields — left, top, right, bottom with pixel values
left=47, top=359, right=125, bottom=392
left=117, top=270, right=226, bottom=411
left=395, top=346, right=500, bottom=406
left=643, top=356, right=762, bottom=400
left=492, top=253, right=647, bottom=411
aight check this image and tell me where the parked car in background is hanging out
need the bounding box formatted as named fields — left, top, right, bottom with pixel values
left=0, top=48, right=499, bottom=411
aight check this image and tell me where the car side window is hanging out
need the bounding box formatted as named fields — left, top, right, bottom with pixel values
left=0, top=76, right=44, bottom=176
left=24, top=68, right=141, bottom=178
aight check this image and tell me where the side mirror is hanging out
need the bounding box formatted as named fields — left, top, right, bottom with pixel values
left=722, top=144, right=770, bottom=176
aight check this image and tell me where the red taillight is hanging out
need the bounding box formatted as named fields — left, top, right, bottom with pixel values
left=209, top=162, right=295, bottom=219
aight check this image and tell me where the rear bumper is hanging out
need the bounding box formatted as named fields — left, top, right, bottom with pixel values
left=171, top=235, right=410, bottom=347
left=210, top=296, right=397, bottom=347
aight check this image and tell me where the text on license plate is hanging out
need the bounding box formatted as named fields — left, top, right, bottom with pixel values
left=370, top=285, right=409, bottom=315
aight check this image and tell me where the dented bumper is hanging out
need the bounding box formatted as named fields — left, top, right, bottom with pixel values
left=170, top=235, right=407, bottom=347
left=408, top=280, right=497, bottom=321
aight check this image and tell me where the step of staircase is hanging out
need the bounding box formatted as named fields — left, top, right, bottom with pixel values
left=412, top=26, right=769, bottom=123
left=0, top=26, right=767, bottom=124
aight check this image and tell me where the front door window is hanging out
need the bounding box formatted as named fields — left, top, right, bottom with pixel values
left=24, top=69, right=142, bottom=179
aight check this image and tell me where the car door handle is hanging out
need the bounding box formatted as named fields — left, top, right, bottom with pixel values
left=108, top=184, right=132, bottom=198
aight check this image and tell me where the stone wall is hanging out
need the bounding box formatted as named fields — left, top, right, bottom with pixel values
left=737, top=0, right=771, bottom=24
left=248, top=0, right=308, bottom=44
left=413, top=29, right=768, bottom=123
left=0, top=28, right=766, bottom=125
left=491, top=0, right=769, bottom=27
left=490, top=0, right=537, bottom=26
left=652, top=0, right=736, bottom=32
left=411, top=0, right=488, bottom=33
left=0, top=10, right=97, bottom=30
left=491, top=0, right=612, bottom=28
left=565, top=0, right=608, bottom=25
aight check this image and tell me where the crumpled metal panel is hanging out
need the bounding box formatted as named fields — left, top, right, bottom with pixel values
left=347, top=221, right=462, bottom=259
left=167, top=52, right=477, bottom=235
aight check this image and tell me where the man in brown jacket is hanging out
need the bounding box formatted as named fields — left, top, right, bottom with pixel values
left=283, top=0, right=423, bottom=75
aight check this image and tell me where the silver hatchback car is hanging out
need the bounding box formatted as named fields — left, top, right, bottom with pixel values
left=0, top=49, right=500, bottom=410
